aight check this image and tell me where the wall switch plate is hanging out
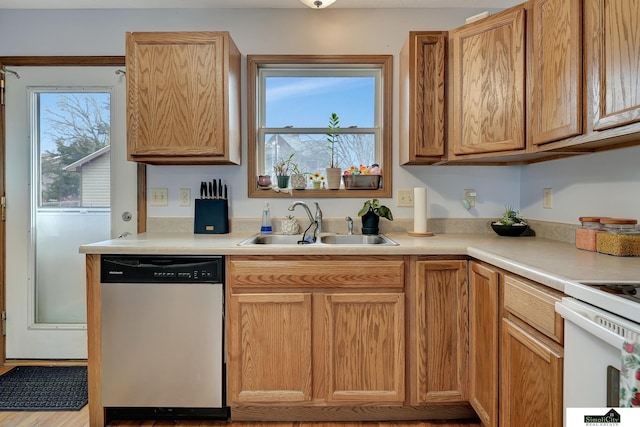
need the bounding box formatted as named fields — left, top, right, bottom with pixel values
left=397, top=189, right=414, bottom=207
left=150, top=188, right=168, bottom=206
left=543, top=188, right=553, bottom=209
left=179, top=188, right=191, bottom=207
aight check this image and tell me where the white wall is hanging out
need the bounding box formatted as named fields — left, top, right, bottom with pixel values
left=521, top=145, right=640, bottom=224
left=2, top=7, right=638, bottom=225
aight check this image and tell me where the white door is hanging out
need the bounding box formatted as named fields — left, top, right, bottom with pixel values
left=4, top=66, right=137, bottom=359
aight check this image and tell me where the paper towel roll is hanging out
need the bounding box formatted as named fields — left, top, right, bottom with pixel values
left=413, top=187, right=427, bottom=233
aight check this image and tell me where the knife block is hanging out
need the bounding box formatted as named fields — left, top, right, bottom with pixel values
left=194, top=199, right=229, bottom=234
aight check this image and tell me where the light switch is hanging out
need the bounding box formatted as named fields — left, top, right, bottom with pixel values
left=150, top=188, right=168, bottom=206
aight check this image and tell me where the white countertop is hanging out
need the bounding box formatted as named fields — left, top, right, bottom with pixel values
left=80, top=232, right=640, bottom=293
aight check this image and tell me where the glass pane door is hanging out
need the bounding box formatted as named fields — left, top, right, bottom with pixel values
left=34, top=91, right=111, bottom=324
left=5, top=66, right=136, bottom=359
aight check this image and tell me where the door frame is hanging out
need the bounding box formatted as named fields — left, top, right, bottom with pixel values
left=0, top=56, right=147, bottom=366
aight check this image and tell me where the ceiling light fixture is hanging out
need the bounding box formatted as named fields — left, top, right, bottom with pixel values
left=299, top=0, right=337, bottom=9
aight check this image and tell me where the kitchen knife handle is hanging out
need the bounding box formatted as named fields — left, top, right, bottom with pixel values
left=200, top=182, right=207, bottom=199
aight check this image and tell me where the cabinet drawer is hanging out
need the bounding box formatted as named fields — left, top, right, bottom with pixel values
left=502, top=274, right=563, bottom=344
left=229, top=256, right=405, bottom=289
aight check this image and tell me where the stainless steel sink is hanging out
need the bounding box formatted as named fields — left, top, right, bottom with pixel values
left=237, top=234, right=313, bottom=245
left=237, top=233, right=398, bottom=246
left=320, top=234, right=398, bottom=245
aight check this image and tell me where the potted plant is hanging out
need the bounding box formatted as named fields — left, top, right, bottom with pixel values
left=290, top=163, right=308, bottom=190
left=273, top=153, right=294, bottom=189
left=491, top=206, right=529, bottom=236
left=280, top=215, right=299, bottom=235
left=343, top=164, right=382, bottom=189
left=325, top=112, right=342, bottom=189
left=357, top=198, right=393, bottom=235
left=309, top=172, right=325, bottom=189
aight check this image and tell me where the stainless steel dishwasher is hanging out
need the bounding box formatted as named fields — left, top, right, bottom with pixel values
left=100, top=255, right=228, bottom=421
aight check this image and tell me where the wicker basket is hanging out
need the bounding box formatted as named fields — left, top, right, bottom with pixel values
left=343, top=175, right=381, bottom=190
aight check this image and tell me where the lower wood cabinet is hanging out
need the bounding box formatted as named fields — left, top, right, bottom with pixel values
left=409, top=258, right=468, bottom=404
left=324, top=293, right=405, bottom=403
left=468, top=261, right=500, bottom=427
left=227, top=293, right=313, bottom=403
left=468, top=261, right=564, bottom=427
left=226, top=256, right=406, bottom=409
left=226, top=256, right=563, bottom=424
left=500, top=273, right=564, bottom=427
left=500, top=318, right=563, bottom=427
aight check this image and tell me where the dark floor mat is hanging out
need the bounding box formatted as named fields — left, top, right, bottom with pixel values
left=0, top=366, right=88, bottom=411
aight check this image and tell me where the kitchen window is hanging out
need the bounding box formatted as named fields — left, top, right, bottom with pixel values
left=247, top=55, right=392, bottom=198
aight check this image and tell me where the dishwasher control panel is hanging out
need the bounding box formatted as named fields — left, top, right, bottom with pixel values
left=101, top=255, right=224, bottom=283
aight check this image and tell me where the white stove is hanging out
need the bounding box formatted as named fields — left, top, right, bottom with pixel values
left=556, top=280, right=640, bottom=424
left=563, top=280, right=640, bottom=324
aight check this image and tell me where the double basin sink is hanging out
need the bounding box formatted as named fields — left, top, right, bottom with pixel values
left=238, top=233, right=398, bottom=246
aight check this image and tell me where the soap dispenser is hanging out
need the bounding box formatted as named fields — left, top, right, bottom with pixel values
left=260, top=202, right=273, bottom=234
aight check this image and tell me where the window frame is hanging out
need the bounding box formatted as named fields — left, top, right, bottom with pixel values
left=247, top=54, right=393, bottom=199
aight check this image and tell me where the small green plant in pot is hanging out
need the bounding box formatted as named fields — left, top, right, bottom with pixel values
left=358, top=199, right=393, bottom=235
left=273, top=153, right=294, bottom=188
left=325, top=113, right=342, bottom=189
left=491, top=206, right=528, bottom=236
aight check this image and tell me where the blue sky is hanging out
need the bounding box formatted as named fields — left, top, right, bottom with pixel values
left=265, top=76, right=375, bottom=128
left=38, top=92, right=110, bottom=153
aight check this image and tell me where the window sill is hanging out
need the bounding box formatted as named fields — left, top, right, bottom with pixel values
left=248, top=187, right=392, bottom=199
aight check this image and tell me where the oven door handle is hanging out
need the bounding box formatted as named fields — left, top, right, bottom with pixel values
left=556, top=300, right=624, bottom=349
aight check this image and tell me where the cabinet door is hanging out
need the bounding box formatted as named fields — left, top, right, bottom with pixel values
left=500, top=318, right=563, bottom=427
left=449, top=6, right=526, bottom=156
left=411, top=260, right=468, bottom=404
left=400, top=32, right=447, bottom=164
left=531, top=0, right=583, bottom=145
left=227, top=293, right=312, bottom=404
left=587, top=0, right=640, bottom=131
left=324, top=293, right=405, bottom=404
left=468, top=261, right=500, bottom=427
left=126, top=31, right=241, bottom=164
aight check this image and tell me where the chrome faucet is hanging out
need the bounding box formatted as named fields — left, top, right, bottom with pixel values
left=345, top=216, right=353, bottom=235
left=314, top=202, right=323, bottom=234
left=288, top=201, right=318, bottom=243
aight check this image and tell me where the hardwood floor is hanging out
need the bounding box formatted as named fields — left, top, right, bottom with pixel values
left=0, top=408, right=481, bottom=427
left=0, top=365, right=480, bottom=427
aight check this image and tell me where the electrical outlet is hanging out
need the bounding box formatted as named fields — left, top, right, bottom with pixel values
left=150, top=188, right=168, bottom=206
left=543, top=188, right=553, bottom=209
left=179, top=188, right=191, bottom=207
left=397, top=189, right=414, bottom=207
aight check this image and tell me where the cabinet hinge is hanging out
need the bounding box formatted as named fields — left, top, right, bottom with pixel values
left=1, top=311, right=6, bottom=336
left=1, top=196, right=5, bottom=221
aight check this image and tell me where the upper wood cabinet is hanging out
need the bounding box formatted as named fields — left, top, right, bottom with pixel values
left=448, top=6, right=526, bottom=159
left=126, top=31, right=241, bottom=165
left=531, top=0, right=583, bottom=145
left=409, top=259, right=468, bottom=405
left=586, top=0, right=640, bottom=131
left=400, top=32, right=447, bottom=164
